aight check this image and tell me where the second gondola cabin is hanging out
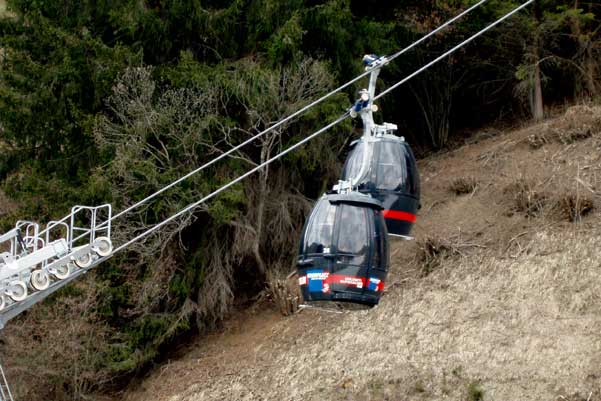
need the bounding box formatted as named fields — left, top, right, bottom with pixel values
left=341, top=134, right=420, bottom=238
left=297, top=192, right=389, bottom=306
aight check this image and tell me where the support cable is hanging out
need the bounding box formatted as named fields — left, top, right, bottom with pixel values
left=111, top=112, right=352, bottom=254
left=386, top=0, right=488, bottom=63
left=47, top=0, right=488, bottom=241
left=375, top=0, right=535, bottom=101
left=113, top=0, right=535, bottom=256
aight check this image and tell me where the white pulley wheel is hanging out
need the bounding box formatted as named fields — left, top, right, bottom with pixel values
left=9, top=281, right=27, bottom=302
left=30, top=270, right=50, bottom=291
left=93, top=237, right=113, bottom=257
left=75, top=253, right=93, bottom=269
left=53, top=264, right=70, bottom=280
left=0, top=295, right=5, bottom=311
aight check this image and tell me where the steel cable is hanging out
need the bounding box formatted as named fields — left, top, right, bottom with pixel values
left=112, top=112, right=352, bottom=254
left=64, top=0, right=490, bottom=237
left=375, top=0, right=535, bottom=101
left=111, top=0, right=534, bottom=255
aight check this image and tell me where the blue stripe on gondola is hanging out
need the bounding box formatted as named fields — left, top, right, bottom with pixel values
left=307, top=269, right=325, bottom=292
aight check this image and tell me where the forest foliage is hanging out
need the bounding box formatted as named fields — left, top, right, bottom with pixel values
left=0, top=0, right=599, bottom=399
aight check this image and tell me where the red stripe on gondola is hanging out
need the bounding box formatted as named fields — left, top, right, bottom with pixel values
left=325, top=275, right=366, bottom=288
left=383, top=210, right=416, bottom=223
left=324, top=275, right=385, bottom=292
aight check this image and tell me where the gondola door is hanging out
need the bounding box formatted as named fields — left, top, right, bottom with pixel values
left=300, top=202, right=369, bottom=300
left=326, top=203, right=372, bottom=299
left=298, top=199, right=338, bottom=301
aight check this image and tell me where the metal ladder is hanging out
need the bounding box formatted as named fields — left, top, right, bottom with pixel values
left=0, top=204, right=113, bottom=328
left=0, top=361, right=14, bottom=401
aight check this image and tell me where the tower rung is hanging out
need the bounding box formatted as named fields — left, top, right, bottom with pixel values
left=0, top=362, right=14, bottom=401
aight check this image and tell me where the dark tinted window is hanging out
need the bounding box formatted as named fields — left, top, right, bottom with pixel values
left=341, top=141, right=366, bottom=182
left=303, top=199, right=336, bottom=254
left=373, top=141, right=419, bottom=197
left=371, top=213, right=388, bottom=270
left=336, top=205, right=368, bottom=265
left=375, top=141, right=406, bottom=191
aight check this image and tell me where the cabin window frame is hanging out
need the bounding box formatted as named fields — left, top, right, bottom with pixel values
left=300, top=199, right=381, bottom=272
left=331, top=204, right=371, bottom=268
left=341, top=141, right=366, bottom=183
left=301, top=198, right=337, bottom=256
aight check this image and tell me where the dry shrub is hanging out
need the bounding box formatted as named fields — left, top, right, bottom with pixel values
left=1, top=278, right=113, bottom=401
left=466, top=381, right=484, bottom=401
left=553, top=193, right=594, bottom=222
left=504, top=180, right=548, bottom=217
left=529, top=105, right=601, bottom=148
left=448, top=176, right=477, bottom=195
left=266, top=270, right=300, bottom=316
left=556, top=126, right=595, bottom=144
left=552, top=105, right=601, bottom=143
left=504, top=180, right=594, bottom=222
left=527, top=132, right=550, bottom=149
left=415, top=236, right=461, bottom=276
left=196, top=233, right=235, bottom=328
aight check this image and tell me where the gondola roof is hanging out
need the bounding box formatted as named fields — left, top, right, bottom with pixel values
left=325, top=193, right=383, bottom=209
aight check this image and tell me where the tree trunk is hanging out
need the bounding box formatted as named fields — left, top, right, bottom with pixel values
left=532, top=58, right=544, bottom=121
left=252, top=140, right=270, bottom=276
left=584, top=38, right=597, bottom=97
left=253, top=176, right=267, bottom=275
left=586, top=2, right=598, bottom=97
left=532, top=1, right=544, bottom=121
left=571, top=0, right=597, bottom=98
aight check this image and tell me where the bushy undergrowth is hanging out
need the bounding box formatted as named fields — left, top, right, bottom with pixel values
left=448, top=176, right=478, bottom=195
left=1, top=57, right=347, bottom=399
left=504, top=179, right=595, bottom=221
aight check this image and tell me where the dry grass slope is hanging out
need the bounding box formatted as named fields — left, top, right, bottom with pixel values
left=143, top=230, right=600, bottom=401
left=121, top=104, right=601, bottom=401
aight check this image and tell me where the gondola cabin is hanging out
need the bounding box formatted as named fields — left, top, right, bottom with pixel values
left=297, top=192, right=389, bottom=306
left=341, top=134, right=420, bottom=238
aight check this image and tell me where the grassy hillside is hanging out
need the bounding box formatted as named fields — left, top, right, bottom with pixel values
left=122, top=105, right=601, bottom=401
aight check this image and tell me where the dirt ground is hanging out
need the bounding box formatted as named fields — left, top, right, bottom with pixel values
left=118, top=105, right=601, bottom=401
